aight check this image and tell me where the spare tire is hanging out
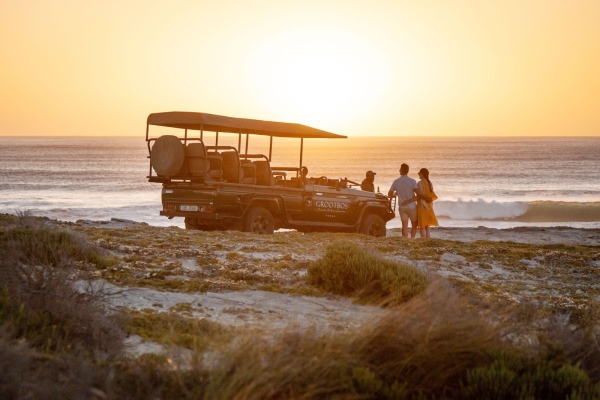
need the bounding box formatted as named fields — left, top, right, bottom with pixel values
left=151, top=135, right=185, bottom=177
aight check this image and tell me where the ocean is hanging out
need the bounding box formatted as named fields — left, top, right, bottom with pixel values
left=1, top=136, right=599, bottom=230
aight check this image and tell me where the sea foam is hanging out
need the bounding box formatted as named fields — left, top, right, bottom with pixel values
left=436, top=200, right=600, bottom=222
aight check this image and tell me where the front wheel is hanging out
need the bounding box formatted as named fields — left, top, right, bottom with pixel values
left=243, top=207, right=274, bottom=234
left=359, top=214, right=387, bottom=237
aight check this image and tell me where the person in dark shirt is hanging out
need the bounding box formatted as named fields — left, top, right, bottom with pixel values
left=300, top=166, right=310, bottom=185
left=360, top=170, right=376, bottom=192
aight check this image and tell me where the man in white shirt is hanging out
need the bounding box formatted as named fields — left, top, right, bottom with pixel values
left=388, top=163, right=430, bottom=238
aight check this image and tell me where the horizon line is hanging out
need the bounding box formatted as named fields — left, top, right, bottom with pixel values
left=1, top=133, right=600, bottom=138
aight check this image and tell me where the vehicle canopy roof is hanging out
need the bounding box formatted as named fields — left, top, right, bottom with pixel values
left=147, top=112, right=346, bottom=139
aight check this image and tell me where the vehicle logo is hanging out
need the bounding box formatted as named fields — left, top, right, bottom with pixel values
left=315, top=200, right=349, bottom=211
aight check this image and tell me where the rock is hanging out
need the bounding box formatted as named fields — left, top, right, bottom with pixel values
left=440, top=253, right=466, bottom=263
left=76, top=219, right=109, bottom=225
left=519, top=259, right=539, bottom=267
left=111, top=218, right=139, bottom=224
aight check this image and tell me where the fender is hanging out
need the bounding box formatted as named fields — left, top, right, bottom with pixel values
left=242, top=195, right=284, bottom=217
left=355, top=203, right=394, bottom=226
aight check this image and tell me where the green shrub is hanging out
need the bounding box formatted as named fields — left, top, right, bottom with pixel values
left=462, top=349, right=599, bottom=400
left=0, top=224, right=124, bottom=356
left=125, top=310, right=232, bottom=351
left=352, top=367, right=407, bottom=399
left=0, top=226, right=115, bottom=270
left=0, top=327, right=111, bottom=400
left=0, top=287, right=71, bottom=352
left=307, top=240, right=427, bottom=306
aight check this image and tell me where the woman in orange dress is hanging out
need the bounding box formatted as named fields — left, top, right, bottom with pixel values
left=416, top=168, right=438, bottom=238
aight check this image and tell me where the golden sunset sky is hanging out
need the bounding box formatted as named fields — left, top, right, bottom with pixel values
left=1, top=0, right=599, bottom=137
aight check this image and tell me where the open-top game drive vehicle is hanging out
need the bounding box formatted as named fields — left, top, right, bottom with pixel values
left=146, top=112, right=395, bottom=236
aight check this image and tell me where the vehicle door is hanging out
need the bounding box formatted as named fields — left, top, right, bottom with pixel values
left=303, top=184, right=354, bottom=224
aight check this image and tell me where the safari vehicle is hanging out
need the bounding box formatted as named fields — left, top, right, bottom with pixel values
left=145, top=112, right=395, bottom=236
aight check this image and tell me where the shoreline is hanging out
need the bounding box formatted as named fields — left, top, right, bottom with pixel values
left=425, top=225, right=600, bottom=245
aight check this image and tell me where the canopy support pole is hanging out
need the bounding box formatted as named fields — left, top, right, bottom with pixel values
left=245, top=133, right=249, bottom=155
left=299, top=138, right=304, bottom=170
left=238, top=130, right=242, bottom=154
left=269, top=136, right=273, bottom=161
left=215, top=132, right=219, bottom=147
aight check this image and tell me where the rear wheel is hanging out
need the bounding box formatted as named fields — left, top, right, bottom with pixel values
left=243, top=207, right=274, bottom=234
left=184, top=217, right=217, bottom=231
left=359, top=214, right=387, bottom=237
left=184, top=217, right=196, bottom=230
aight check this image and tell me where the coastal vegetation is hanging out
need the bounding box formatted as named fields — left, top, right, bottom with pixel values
left=1, top=212, right=600, bottom=399
left=307, top=240, right=428, bottom=306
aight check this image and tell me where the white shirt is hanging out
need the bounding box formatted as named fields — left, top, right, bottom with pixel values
left=389, top=175, right=418, bottom=209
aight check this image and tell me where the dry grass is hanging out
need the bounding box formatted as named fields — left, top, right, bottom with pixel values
left=346, top=281, right=507, bottom=398
left=156, top=282, right=599, bottom=399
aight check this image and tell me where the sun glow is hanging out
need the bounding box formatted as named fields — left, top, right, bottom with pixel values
left=244, top=28, right=388, bottom=129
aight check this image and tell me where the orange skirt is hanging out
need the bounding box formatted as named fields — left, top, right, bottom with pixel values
left=417, top=202, right=439, bottom=228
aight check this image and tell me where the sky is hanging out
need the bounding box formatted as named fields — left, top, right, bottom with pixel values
left=1, top=0, right=599, bottom=137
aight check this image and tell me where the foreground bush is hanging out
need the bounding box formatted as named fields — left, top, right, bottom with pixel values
left=307, top=240, right=427, bottom=306
left=0, top=225, right=114, bottom=270
left=0, top=222, right=123, bottom=355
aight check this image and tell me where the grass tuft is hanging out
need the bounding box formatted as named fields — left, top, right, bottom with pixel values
left=125, top=309, right=233, bottom=351
left=307, top=240, right=427, bottom=306
left=0, top=225, right=115, bottom=270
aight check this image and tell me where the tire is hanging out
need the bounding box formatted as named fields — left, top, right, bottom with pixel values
left=151, top=135, right=185, bottom=177
left=359, top=214, right=387, bottom=237
left=184, top=217, right=196, bottom=230
left=184, top=217, right=217, bottom=231
left=243, top=207, right=274, bottom=234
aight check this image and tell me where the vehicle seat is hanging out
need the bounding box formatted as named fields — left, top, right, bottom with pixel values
left=289, top=177, right=304, bottom=188
left=240, top=159, right=256, bottom=184
left=254, top=160, right=272, bottom=186
left=205, top=151, right=223, bottom=181
left=221, top=151, right=242, bottom=183
left=185, top=143, right=210, bottom=177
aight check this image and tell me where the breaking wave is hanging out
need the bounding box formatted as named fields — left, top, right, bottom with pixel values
left=435, top=200, right=600, bottom=222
